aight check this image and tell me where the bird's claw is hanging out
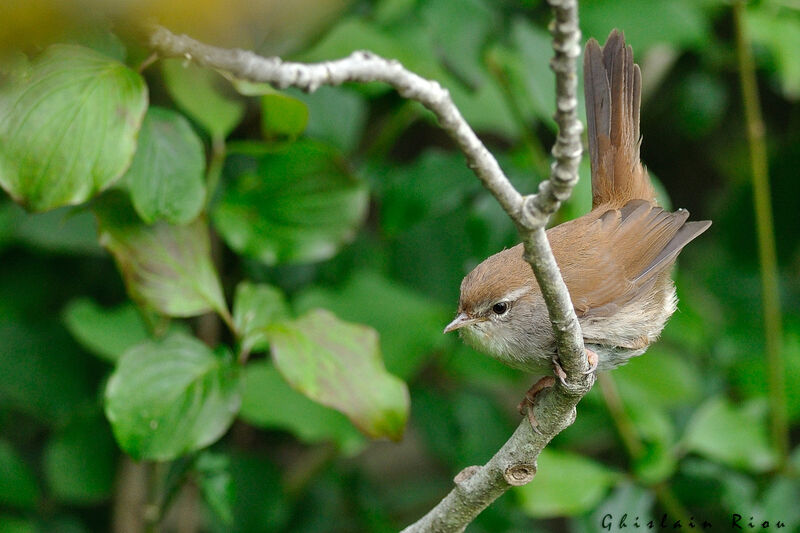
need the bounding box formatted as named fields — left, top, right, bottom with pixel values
left=552, top=356, right=568, bottom=386
left=518, top=375, right=556, bottom=434
left=583, top=348, right=599, bottom=375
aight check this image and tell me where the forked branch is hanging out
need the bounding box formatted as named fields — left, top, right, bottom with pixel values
left=149, top=2, right=591, bottom=528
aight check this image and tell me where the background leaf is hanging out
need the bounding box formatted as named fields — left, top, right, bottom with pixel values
left=0, top=45, right=147, bottom=211
left=161, top=59, right=244, bottom=139
left=63, top=298, right=150, bottom=363
left=294, top=271, right=449, bottom=379
left=195, top=452, right=235, bottom=526
left=104, top=334, right=241, bottom=461
left=0, top=322, right=94, bottom=424
left=514, top=449, right=619, bottom=517
left=0, top=440, right=39, bottom=509
left=213, top=140, right=368, bottom=265
left=122, top=106, right=206, bottom=224
left=232, top=282, right=290, bottom=355
left=746, top=4, right=800, bottom=100
left=93, top=192, right=227, bottom=318
left=43, top=414, right=116, bottom=503
left=289, top=87, right=368, bottom=153
left=0, top=204, right=102, bottom=255
left=267, top=309, right=409, bottom=440
left=261, top=93, right=309, bottom=140
left=239, top=361, right=365, bottom=453
left=681, top=396, right=777, bottom=473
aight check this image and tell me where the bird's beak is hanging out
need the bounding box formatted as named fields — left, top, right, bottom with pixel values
left=443, top=313, right=483, bottom=334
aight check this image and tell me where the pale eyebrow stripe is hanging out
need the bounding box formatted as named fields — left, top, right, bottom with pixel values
left=501, top=287, right=531, bottom=302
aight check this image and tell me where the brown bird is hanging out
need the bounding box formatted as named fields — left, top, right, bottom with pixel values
left=444, top=31, right=710, bottom=384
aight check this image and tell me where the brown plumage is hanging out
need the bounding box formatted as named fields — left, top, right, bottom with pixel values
left=444, top=30, right=711, bottom=373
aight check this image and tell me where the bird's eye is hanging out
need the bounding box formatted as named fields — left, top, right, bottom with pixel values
left=492, top=302, right=508, bottom=315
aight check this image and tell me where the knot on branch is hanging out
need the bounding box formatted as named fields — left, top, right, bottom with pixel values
left=503, top=463, right=537, bottom=486
left=551, top=165, right=579, bottom=190
left=518, top=194, right=551, bottom=230
left=454, top=465, right=481, bottom=485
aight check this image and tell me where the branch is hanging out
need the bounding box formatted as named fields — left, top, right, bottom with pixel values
left=148, top=2, right=592, bottom=528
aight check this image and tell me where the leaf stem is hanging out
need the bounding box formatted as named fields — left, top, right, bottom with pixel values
left=137, top=52, right=159, bottom=74
left=732, top=0, right=788, bottom=467
left=206, top=135, right=226, bottom=208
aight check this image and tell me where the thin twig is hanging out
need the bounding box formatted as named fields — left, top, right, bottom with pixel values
left=732, top=0, right=787, bottom=467
left=149, top=26, right=522, bottom=216
left=148, top=4, right=590, bottom=528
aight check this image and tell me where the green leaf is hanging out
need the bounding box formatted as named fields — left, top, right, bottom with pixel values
left=239, top=361, right=364, bottom=453
left=225, top=454, right=289, bottom=532
left=63, top=299, right=150, bottom=363
left=36, top=516, right=89, bottom=533
left=94, top=192, right=227, bottom=318
left=267, top=309, right=409, bottom=440
left=375, top=150, right=482, bottom=237
left=0, top=517, right=36, bottom=533
left=232, top=282, right=289, bottom=355
left=731, top=332, right=800, bottom=421
left=508, top=21, right=557, bottom=127
left=580, top=0, right=709, bottom=52
left=413, top=388, right=512, bottom=468
left=104, top=334, right=241, bottom=461
left=161, top=59, right=244, bottom=139
left=613, top=345, right=702, bottom=409
left=681, top=396, right=777, bottom=472
left=0, top=45, right=147, bottom=211
left=261, top=93, right=309, bottom=140
left=43, top=414, right=116, bottom=503
left=439, top=342, right=519, bottom=388
left=2, top=203, right=102, bottom=255
left=746, top=6, right=800, bottom=100
left=299, top=17, right=447, bottom=87
left=420, top=0, right=496, bottom=86
left=294, top=271, right=449, bottom=379
left=0, top=440, right=39, bottom=509
left=122, top=107, right=206, bottom=224
left=222, top=75, right=274, bottom=97
left=514, top=449, right=619, bottom=517
left=212, top=140, right=368, bottom=265
left=0, top=322, right=94, bottom=425
left=573, top=482, right=655, bottom=533
left=288, top=87, right=367, bottom=153
left=761, top=477, right=800, bottom=528
left=195, top=452, right=234, bottom=526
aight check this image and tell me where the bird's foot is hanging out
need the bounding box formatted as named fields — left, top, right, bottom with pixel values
left=583, top=348, right=599, bottom=375
left=518, top=376, right=556, bottom=434
left=551, top=355, right=568, bottom=386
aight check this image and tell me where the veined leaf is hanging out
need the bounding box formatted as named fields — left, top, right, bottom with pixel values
left=267, top=309, right=409, bottom=440
left=162, top=59, right=244, bottom=139
left=122, top=107, right=206, bottom=224
left=213, top=140, right=368, bottom=265
left=0, top=45, right=147, bottom=211
left=94, top=192, right=227, bottom=318
left=104, top=334, right=241, bottom=461
left=232, top=282, right=289, bottom=355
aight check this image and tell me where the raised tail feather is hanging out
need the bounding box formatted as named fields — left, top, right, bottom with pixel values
left=584, top=30, right=655, bottom=208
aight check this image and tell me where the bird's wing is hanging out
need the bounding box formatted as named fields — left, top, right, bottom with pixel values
left=549, top=200, right=710, bottom=316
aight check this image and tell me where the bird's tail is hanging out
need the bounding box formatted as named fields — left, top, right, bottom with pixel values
left=584, top=30, right=655, bottom=208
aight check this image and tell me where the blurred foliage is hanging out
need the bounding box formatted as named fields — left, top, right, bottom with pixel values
left=0, top=1, right=799, bottom=532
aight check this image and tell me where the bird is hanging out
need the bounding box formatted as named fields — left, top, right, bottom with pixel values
left=443, top=30, right=711, bottom=410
